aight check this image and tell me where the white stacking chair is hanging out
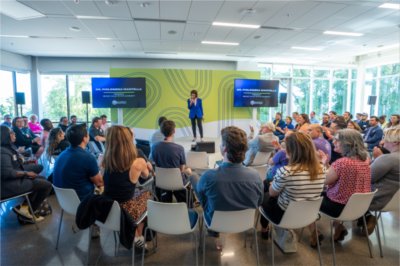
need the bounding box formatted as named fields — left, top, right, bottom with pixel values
left=52, top=185, right=81, bottom=250
left=258, top=198, right=323, bottom=266
left=87, top=201, right=147, bottom=265
left=141, top=200, right=200, bottom=266
left=202, top=209, right=260, bottom=266
left=374, top=189, right=400, bottom=258
left=248, top=164, right=269, bottom=181
left=0, top=191, right=38, bottom=230
left=155, top=167, right=191, bottom=205
left=252, top=151, right=272, bottom=166
left=185, top=151, right=210, bottom=175
left=320, top=190, right=377, bottom=266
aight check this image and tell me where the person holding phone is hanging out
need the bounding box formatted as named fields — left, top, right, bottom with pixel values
left=187, top=89, right=204, bottom=142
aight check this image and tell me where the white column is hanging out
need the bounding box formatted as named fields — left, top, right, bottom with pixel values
left=117, top=108, right=123, bottom=125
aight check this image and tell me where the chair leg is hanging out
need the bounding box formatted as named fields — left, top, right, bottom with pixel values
left=55, top=210, right=64, bottom=250
left=87, top=226, right=93, bottom=266
left=362, top=215, right=374, bottom=258
left=25, top=195, right=38, bottom=230
left=253, top=228, right=260, bottom=266
left=202, top=225, right=206, bottom=266
left=299, top=227, right=304, bottom=243
left=330, top=220, right=336, bottom=266
left=113, top=231, right=119, bottom=257
left=314, top=222, right=323, bottom=266
left=194, top=231, right=199, bottom=266
left=271, top=225, right=275, bottom=266
left=375, top=211, right=383, bottom=258
left=244, top=231, right=247, bottom=248
left=141, top=228, right=149, bottom=266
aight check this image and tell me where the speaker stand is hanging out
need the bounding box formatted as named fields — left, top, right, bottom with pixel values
left=280, top=103, right=284, bottom=116
left=19, top=104, right=23, bottom=117
left=369, top=104, right=374, bottom=117
left=85, top=103, right=89, bottom=125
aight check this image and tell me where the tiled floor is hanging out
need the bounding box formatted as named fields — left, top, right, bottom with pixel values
left=1, top=195, right=399, bottom=266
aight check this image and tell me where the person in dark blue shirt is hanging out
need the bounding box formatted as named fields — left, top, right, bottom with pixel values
left=363, top=116, right=384, bottom=151
left=191, top=126, right=263, bottom=232
left=53, top=124, right=103, bottom=200
left=273, top=112, right=286, bottom=140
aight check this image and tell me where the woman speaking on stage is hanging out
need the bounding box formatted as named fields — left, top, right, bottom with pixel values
left=187, top=90, right=204, bottom=142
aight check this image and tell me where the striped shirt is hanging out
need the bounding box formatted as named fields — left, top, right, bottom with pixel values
left=271, top=165, right=326, bottom=210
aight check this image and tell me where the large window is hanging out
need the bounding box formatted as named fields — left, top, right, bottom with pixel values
left=364, top=63, right=400, bottom=116
left=68, top=75, right=110, bottom=123
left=331, top=69, right=349, bottom=115
left=16, top=72, right=32, bottom=115
left=0, top=70, right=15, bottom=117
left=40, top=75, right=68, bottom=121
left=292, top=67, right=311, bottom=114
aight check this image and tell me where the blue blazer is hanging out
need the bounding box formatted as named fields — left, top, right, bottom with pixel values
left=364, top=126, right=383, bottom=151
left=187, top=98, right=203, bottom=119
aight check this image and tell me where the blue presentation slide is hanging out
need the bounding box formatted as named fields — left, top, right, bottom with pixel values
left=234, top=79, right=279, bottom=107
left=92, top=77, right=146, bottom=108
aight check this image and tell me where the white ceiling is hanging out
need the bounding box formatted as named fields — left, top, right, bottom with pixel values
left=0, top=0, right=399, bottom=64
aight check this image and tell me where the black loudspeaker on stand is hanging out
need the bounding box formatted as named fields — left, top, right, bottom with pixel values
left=15, top=92, right=25, bottom=116
left=82, top=91, right=91, bottom=125
left=367, top=95, right=377, bottom=117
left=279, top=93, right=287, bottom=115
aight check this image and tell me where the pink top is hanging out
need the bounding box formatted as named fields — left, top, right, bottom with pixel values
left=327, top=157, right=371, bottom=204
left=28, top=122, right=42, bottom=134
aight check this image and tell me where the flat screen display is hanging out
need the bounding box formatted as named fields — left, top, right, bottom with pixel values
left=233, top=79, right=279, bottom=107
left=91, top=77, right=146, bottom=108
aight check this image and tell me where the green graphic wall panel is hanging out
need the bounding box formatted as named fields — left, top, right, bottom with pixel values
left=110, top=68, right=259, bottom=129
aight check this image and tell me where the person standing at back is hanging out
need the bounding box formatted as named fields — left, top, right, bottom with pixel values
left=53, top=124, right=103, bottom=201
left=187, top=89, right=204, bottom=142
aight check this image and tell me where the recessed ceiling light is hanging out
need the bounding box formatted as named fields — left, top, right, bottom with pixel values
left=168, top=30, right=177, bottom=35
left=0, top=0, right=45, bottom=20
left=323, top=31, right=363, bottom=37
left=69, top=26, right=81, bottom=31
left=0, top=34, right=29, bottom=38
left=379, top=3, right=400, bottom=10
left=140, top=2, right=150, bottom=8
left=96, top=37, right=113, bottom=40
left=212, top=22, right=260, bottom=29
left=76, top=15, right=114, bottom=20
left=201, top=41, right=239, bottom=46
left=291, top=46, right=323, bottom=51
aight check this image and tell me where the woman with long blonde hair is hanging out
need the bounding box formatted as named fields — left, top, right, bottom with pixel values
left=102, top=126, right=151, bottom=250
left=260, top=132, right=326, bottom=246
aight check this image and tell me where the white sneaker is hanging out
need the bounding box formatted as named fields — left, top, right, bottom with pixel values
left=13, top=205, right=45, bottom=222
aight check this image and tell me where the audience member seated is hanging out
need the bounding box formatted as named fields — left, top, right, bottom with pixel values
left=321, top=113, right=331, bottom=128
left=315, top=129, right=371, bottom=243
left=260, top=132, right=325, bottom=246
left=69, top=115, right=78, bottom=128
left=309, top=111, right=319, bottom=124
left=28, top=114, right=42, bottom=135
left=102, top=126, right=152, bottom=250
left=149, top=116, right=168, bottom=159
left=343, top=111, right=352, bottom=124
left=308, top=124, right=332, bottom=162
left=58, top=116, right=69, bottom=132
left=1, top=114, right=12, bottom=128
left=295, top=113, right=310, bottom=133
left=328, top=111, right=337, bottom=123
left=191, top=126, right=263, bottom=249
left=12, top=117, right=42, bottom=157
left=46, top=128, right=70, bottom=158
left=100, top=114, right=109, bottom=132
left=273, top=112, right=286, bottom=140
left=265, top=131, right=293, bottom=181
left=285, top=116, right=294, bottom=130
left=386, top=114, right=399, bottom=130
left=324, top=118, right=347, bottom=164
left=151, top=120, right=191, bottom=203
left=357, top=112, right=369, bottom=132
left=360, top=127, right=400, bottom=235
left=379, top=115, right=387, bottom=129
left=347, top=120, right=362, bottom=133
left=292, top=112, right=299, bottom=127
left=1, top=125, right=52, bottom=223
left=244, top=122, right=278, bottom=166
left=40, top=119, right=53, bottom=147
left=363, top=116, right=383, bottom=151
left=53, top=124, right=103, bottom=201
left=89, top=117, right=106, bottom=151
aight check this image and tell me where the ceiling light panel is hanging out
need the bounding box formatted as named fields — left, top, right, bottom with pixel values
left=212, top=22, right=260, bottom=29
left=0, top=0, right=45, bottom=20
left=323, top=31, right=363, bottom=36
left=201, top=41, right=239, bottom=46
left=291, top=46, right=323, bottom=51
left=379, top=3, right=400, bottom=10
